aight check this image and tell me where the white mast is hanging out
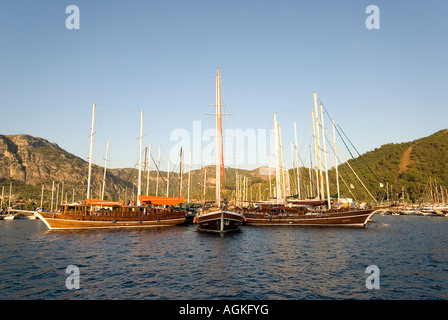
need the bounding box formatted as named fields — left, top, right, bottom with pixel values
left=309, top=145, right=314, bottom=198
left=290, top=141, right=295, bottom=196
left=50, top=181, right=54, bottom=211
left=56, top=184, right=59, bottom=210
left=137, top=110, right=144, bottom=205
left=311, top=110, right=320, bottom=200
left=86, top=103, right=96, bottom=200
left=166, top=157, right=170, bottom=197
left=236, top=172, right=239, bottom=206
left=241, top=174, right=244, bottom=206
left=188, top=148, right=191, bottom=203
left=268, top=161, right=272, bottom=200
left=146, top=143, right=151, bottom=196
left=319, top=103, right=331, bottom=209
left=179, top=147, right=184, bottom=197
left=239, top=174, right=241, bottom=206
left=1, top=186, right=3, bottom=210
left=203, top=168, right=207, bottom=202
left=40, top=185, right=44, bottom=208
left=332, top=119, right=340, bottom=205
left=240, top=175, right=246, bottom=206
left=244, top=176, right=247, bottom=206
left=294, top=122, right=301, bottom=199
left=61, top=182, right=64, bottom=207
left=156, top=144, right=161, bottom=197
left=8, top=182, right=12, bottom=209
left=313, top=93, right=324, bottom=200
left=273, top=113, right=281, bottom=203
left=279, top=124, right=286, bottom=201
left=101, top=140, right=109, bottom=200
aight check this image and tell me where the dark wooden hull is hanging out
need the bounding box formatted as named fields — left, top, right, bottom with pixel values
left=196, top=210, right=244, bottom=233
left=35, top=210, right=186, bottom=230
left=241, top=208, right=376, bottom=227
left=289, top=199, right=328, bottom=206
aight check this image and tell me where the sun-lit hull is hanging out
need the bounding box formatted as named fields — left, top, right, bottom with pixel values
left=196, top=210, right=244, bottom=233
left=35, top=211, right=185, bottom=230
left=242, top=208, right=376, bottom=227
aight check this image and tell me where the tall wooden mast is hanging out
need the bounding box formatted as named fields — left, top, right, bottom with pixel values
left=215, top=68, right=223, bottom=207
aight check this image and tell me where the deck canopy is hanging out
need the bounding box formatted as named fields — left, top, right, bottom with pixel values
left=138, top=195, right=184, bottom=206
left=86, top=199, right=124, bottom=206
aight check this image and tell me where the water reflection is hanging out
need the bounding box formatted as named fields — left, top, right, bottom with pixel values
left=0, top=216, right=447, bottom=299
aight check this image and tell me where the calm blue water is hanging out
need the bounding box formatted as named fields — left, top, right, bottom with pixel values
left=0, top=214, right=447, bottom=300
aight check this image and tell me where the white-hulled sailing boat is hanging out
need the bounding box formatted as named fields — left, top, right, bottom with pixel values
left=195, top=69, right=245, bottom=233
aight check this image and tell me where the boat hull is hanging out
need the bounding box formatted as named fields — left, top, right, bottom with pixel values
left=35, top=212, right=186, bottom=230
left=196, top=210, right=244, bottom=233
left=242, top=208, right=376, bottom=227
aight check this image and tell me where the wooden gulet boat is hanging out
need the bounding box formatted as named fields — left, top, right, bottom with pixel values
left=240, top=204, right=376, bottom=227
left=238, top=92, right=377, bottom=227
left=36, top=104, right=186, bottom=230
left=195, top=69, right=245, bottom=233
left=195, top=203, right=245, bottom=233
left=36, top=197, right=186, bottom=230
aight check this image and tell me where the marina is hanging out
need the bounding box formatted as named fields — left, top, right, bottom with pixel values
left=1, top=1, right=447, bottom=308
left=1, top=76, right=447, bottom=303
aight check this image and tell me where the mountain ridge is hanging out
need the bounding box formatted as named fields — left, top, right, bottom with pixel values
left=1, top=129, right=448, bottom=206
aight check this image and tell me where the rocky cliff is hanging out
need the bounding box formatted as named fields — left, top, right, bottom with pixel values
left=0, top=134, right=133, bottom=201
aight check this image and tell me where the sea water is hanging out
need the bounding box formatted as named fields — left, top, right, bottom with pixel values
left=0, top=214, right=447, bottom=300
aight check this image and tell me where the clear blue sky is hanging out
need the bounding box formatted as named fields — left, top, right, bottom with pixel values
left=1, top=0, right=447, bottom=171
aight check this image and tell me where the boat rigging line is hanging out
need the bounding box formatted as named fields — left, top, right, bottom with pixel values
left=318, top=99, right=385, bottom=190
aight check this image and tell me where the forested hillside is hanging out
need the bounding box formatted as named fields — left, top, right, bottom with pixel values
left=332, top=129, right=448, bottom=204
left=1, top=129, right=448, bottom=208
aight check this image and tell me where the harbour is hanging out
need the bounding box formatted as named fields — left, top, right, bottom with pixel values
left=1, top=1, right=447, bottom=310
left=1, top=214, right=447, bottom=300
